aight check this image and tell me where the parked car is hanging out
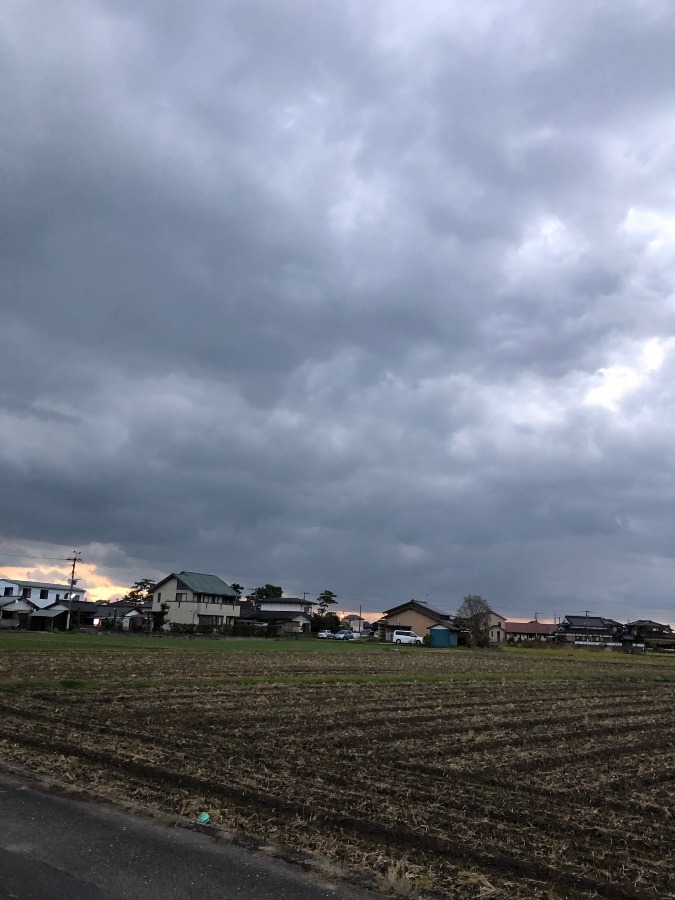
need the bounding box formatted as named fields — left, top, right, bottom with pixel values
left=334, top=630, right=355, bottom=640
left=392, top=630, right=423, bottom=645
left=316, top=630, right=335, bottom=639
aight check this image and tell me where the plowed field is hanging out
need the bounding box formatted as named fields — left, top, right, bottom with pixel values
left=1, top=636, right=673, bottom=898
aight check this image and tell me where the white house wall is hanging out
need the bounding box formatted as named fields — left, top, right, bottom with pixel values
left=259, top=601, right=312, bottom=613
left=165, top=601, right=240, bottom=626
left=0, top=580, right=83, bottom=610
left=152, top=577, right=179, bottom=608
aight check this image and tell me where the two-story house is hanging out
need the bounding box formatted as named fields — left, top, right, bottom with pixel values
left=0, top=577, right=85, bottom=610
left=487, top=611, right=506, bottom=644
left=623, top=620, right=675, bottom=650
left=555, top=615, right=623, bottom=644
left=152, top=571, right=240, bottom=630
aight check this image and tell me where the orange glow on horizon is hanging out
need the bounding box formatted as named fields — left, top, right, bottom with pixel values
left=0, top=563, right=128, bottom=604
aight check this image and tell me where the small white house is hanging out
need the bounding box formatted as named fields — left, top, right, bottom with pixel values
left=0, top=596, right=36, bottom=628
left=257, top=597, right=316, bottom=615
left=342, top=613, right=365, bottom=633
left=121, top=608, right=148, bottom=631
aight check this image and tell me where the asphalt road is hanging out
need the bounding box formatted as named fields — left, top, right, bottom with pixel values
left=0, top=771, right=383, bottom=900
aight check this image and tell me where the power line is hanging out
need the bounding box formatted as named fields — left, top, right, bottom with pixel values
left=0, top=553, right=74, bottom=562
left=0, top=554, right=150, bottom=576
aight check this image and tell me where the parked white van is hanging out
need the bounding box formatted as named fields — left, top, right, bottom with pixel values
left=392, top=630, right=423, bottom=645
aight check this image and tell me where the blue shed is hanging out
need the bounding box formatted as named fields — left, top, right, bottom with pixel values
left=429, top=623, right=459, bottom=648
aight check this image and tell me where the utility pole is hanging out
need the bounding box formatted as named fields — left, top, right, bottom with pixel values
left=65, top=551, right=82, bottom=631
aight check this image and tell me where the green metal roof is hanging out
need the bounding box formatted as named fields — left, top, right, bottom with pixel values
left=175, top=571, right=238, bottom=597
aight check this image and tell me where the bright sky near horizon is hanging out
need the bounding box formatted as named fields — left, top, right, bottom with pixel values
left=2, top=1, right=675, bottom=626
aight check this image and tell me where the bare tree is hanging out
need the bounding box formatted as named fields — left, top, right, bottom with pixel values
left=455, top=594, right=492, bottom=647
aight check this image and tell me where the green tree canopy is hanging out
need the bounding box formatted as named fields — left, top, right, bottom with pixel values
left=316, top=589, right=337, bottom=616
left=311, top=611, right=340, bottom=634
left=123, top=578, right=155, bottom=605
left=247, top=584, right=283, bottom=603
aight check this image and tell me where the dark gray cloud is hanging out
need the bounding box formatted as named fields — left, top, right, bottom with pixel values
left=2, top=0, right=675, bottom=623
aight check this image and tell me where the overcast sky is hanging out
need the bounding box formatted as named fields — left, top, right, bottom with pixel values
left=2, top=0, right=675, bottom=622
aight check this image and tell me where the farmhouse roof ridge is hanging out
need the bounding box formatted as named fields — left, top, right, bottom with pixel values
left=382, top=599, right=454, bottom=623
left=625, top=619, right=672, bottom=630
left=154, top=571, right=239, bottom=597
left=267, top=596, right=317, bottom=604
left=564, top=614, right=621, bottom=627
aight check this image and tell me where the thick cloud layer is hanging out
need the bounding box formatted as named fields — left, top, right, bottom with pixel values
left=2, top=0, right=675, bottom=621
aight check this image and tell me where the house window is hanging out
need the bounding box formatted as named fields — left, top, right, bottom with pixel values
left=3, top=587, right=12, bottom=596
left=40, top=589, right=49, bottom=600
left=157, top=592, right=161, bottom=602
left=176, top=592, right=186, bottom=602
left=22, top=588, right=32, bottom=598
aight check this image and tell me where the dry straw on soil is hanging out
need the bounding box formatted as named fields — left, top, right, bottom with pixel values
left=1, top=639, right=674, bottom=898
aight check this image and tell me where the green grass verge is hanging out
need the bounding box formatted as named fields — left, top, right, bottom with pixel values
left=0, top=632, right=389, bottom=653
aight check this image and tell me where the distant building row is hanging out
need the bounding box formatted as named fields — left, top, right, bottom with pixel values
left=0, top=576, right=155, bottom=631
left=2, top=572, right=673, bottom=649
left=375, top=600, right=675, bottom=650
left=151, top=571, right=315, bottom=633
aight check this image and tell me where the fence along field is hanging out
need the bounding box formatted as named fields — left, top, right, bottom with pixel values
left=0, top=636, right=674, bottom=898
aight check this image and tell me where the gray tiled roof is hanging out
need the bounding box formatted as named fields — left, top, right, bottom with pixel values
left=626, top=619, right=670, bottom=629
left=564, top=615, right=620, bottom=628
left=31, top=605, right=68, bottom=618
left=0, top=597, right=35, bottom=609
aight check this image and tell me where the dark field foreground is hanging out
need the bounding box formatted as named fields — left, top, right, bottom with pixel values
left=1, top=634, right=674, bottom=898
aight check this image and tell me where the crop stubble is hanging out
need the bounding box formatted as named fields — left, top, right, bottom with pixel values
left=0, top=644, right=674, bottom=898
